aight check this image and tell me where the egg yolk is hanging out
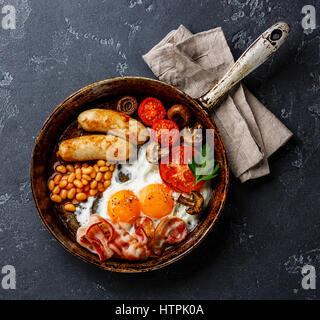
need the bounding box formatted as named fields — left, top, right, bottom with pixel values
left=107, top=190, right=141, bottom=223
left=139, top=184, right=174, bottom=219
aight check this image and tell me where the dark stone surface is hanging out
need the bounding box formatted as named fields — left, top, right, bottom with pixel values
left=0, top=0, right=319, bottom=300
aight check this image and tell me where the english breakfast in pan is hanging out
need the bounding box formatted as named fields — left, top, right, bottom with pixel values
left=47, top=96, right=219, bottom=261
left=32, top=23, right=289, bottom=270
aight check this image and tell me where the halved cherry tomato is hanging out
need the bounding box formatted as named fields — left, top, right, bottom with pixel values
left=159, top=146, right=204, bottom=193
left=138, top=97, right=166, bottom=126
left=151, top=119, right=180, bottom=147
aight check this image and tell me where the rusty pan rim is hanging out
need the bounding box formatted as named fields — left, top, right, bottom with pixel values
left=30, top=76, right=229, bottom=273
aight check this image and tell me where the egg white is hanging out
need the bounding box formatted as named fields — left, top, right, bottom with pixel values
left=75, top=143, right=212, bottom=231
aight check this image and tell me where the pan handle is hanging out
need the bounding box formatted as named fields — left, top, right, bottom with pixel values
left=199, top=21, right=290, bottom=111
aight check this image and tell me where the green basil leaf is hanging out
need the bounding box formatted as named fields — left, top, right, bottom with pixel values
left=196, top=173, right=219, bottom=183
left=195, top=159, right=216, bottom=175
left=188, top=156, right=196, bottom=175
left=188, top=144, right=220, bottom=186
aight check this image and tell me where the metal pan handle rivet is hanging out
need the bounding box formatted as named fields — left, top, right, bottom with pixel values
left=270, top=29, right=282, bottom=41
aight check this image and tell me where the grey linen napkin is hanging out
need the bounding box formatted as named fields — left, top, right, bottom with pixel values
left=143, top=25, right=293, bottom=182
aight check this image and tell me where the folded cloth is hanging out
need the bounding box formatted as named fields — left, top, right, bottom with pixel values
left=143, top=25, right=293, bottom=182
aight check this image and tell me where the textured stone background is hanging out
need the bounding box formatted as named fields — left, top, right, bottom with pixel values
left=0, top=0, right=319, bottom=300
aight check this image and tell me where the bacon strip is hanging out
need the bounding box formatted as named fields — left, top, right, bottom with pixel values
left=152, top=217, right=188, bottom=255
left=86, top=221, right=114, bottom=260
left=135, top=216, right=155, bottom=242
left=77, top=215, right=114, bottom=261
left=108, top=224, right=150, bottom=260
left=76, top=214, right=188, bottom=261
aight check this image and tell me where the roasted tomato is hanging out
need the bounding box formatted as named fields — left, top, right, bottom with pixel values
left=159, top=146, right=204, bottom=193
left=138, top=97, right=166, bottom=126
left=151, top=119, right=180, bottom=147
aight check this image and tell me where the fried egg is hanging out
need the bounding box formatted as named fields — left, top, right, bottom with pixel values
left=139, top=184, right=174, bottom=219
left=75, top=143, right=212, bottom=231
left=107, top=190, right=141, bottom=223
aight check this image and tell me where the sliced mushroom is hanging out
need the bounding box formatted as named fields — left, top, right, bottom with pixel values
left=167, top=104, right=191, bottom=128
left=182, top=122, right=203, bottom=146
left=177, top=191, right=204, bottom=215
left=146, top=141, right=169, bottom=163
left=118, top=170, right=131, bottom=183
left=117, top=96, right=138, bottom=115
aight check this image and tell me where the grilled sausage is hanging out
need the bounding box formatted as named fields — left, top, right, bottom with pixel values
left=58, top=135, right=135, bottom=162
left=78, top=109, right=149, bottom=145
